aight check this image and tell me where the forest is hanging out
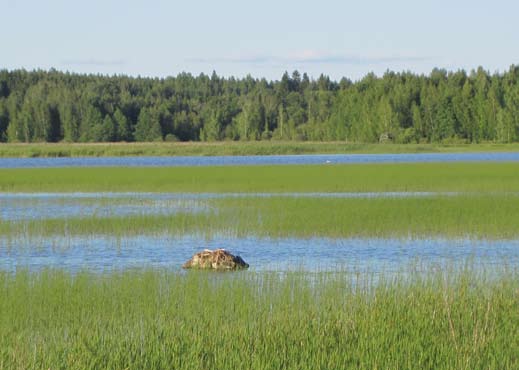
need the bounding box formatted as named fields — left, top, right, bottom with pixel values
left=1, top=66, right=519, bottom=144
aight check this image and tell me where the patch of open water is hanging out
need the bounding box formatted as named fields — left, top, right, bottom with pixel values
left=1, top=235, right=518, bottom=274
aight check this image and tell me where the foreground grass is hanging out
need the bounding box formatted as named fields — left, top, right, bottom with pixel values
left=2, top=162, right=519, bottom=193
left=2, top=141, right=519, bottom=157
left=0, top=269, right=517, bottom=370
left=4, top=195, right=519, bottom=239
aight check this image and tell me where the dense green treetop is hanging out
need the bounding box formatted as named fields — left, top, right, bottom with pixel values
left=1, top=66, right=519, bottom=143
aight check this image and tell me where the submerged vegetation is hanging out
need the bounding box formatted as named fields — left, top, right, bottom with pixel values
left=0, top=268, right=517, bottom=369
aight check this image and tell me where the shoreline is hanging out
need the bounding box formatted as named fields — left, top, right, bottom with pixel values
left=2, top=141, right=519, bottom=158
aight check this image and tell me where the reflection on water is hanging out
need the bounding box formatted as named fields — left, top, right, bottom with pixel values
left=2, top=235, right=518, bottom=273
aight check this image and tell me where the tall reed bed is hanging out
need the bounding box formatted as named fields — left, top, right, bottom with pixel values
left=0, top=268, right=517, bottom=369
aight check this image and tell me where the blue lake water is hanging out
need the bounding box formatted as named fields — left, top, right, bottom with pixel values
left=2, top=151, right=519, bottom=168
left=1, top=234, right=518, bottom=274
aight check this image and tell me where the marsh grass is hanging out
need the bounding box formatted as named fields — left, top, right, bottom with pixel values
left=2, top=162, right=519, bottom=193
left=2, top=141, right=519, bottom=158
left=3, top=195, right=519, bottom=239
left=0, top=268, right=517, bottom=369
left=2, top=153, right=519, bottom=369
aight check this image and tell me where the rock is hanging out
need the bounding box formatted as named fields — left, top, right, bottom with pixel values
left=182, top=249, right=249, bottom=270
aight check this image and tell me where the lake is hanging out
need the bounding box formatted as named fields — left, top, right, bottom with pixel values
left=3, top=151, right=519, bottom=168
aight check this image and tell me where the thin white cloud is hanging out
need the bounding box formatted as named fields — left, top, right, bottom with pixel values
left=187, top=51, right=434, bottom=66
left=61, top=59, right=126, bottom=67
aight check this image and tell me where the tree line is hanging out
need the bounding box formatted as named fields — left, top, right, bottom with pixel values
left=1, top=66, right=519, bottom=143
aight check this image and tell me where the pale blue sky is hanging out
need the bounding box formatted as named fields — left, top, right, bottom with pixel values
left=2, top=0, right=518, bottom=81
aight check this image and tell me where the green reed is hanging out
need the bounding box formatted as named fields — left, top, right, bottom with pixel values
left=0, top=268, right=517, bottom=370
left=3, top=195, right=519, bottom=239
left=2, top=162, right=519, bottom=193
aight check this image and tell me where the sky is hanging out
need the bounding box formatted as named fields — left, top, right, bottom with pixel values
left=2, top=0, right=518, bottom=81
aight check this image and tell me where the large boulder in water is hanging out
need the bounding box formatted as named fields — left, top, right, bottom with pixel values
left=182, top=249, right=249, bottom=270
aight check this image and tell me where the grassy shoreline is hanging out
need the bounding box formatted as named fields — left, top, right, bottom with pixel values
left=1, top=162, right=519, bottom=193
left=2, top=141, right=519, bottom=157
